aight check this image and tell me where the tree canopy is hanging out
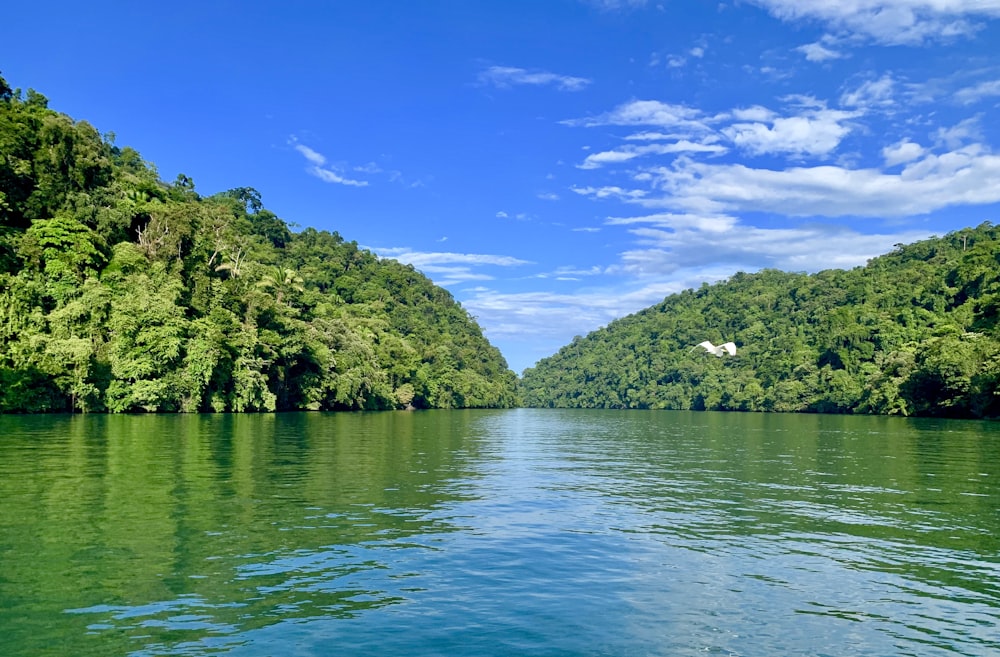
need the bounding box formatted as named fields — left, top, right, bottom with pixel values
left=0, top=73, right=518, bottom=412
left=521, top=224, right=1000, bottom=419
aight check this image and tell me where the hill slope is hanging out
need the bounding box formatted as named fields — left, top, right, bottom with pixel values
left=0, top=75, right=518, bottom=412
left=521, top=225, right=1000, bottom=418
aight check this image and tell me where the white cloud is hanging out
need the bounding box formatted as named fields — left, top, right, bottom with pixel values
left=537, top=192, right=561, bottom=201
left=934, top=117, right=983, bottom=149
left=584, top=0, right=650, bottom=9
left=757, top=65, right=797, bottom=81
left=730, top=106, right=777, bottom=122
left=721, top=108, right=860, bottom=157
left=564, top=91, right=1000, bottom=224
left=579, top=140, right=728, bottom=169
left=955, top=79, right=1000, bottom=104
left=605, top=212, right=738, bottom=233
left=750, top=0, right=1000, bottom=45
left=479, top=66, right=591, bottom=91
left=375, top=248, right=532, bottom=268
left=624, top=131, right=689, bottom=141
left=368, top=248, right=534, bottom=288
left=308, top=167, right=369, bottom=187
left=293, top=144, right=326, bottom=166
left=420, top=266, right=495, bottom=283
left=579, top=150, right=640, bottom=168
left=780, top=94, right=827, bottom=110
left=570, top=100, right=858, bottom=164
left=614, top=223, right=931, bottom=275
left=382, top=250, right=526, bottom=288
left=565, top=100, right=711, bottom=131
left=462, top=284, right=680, bottom=343
left=638, top=145, right=1000, bottom=217
left=496, top=211, right=509, bottom=219
left=796, top=41, right=845, bottom=62
left=549, top=265, right=605, bottom=277
left=571, top=185, right=649, bottom=201
left=882, top=139, right=926, bottom=166
left=840, top=75, right=896, bottom=109
left=291, top=141, right=369, bottom=187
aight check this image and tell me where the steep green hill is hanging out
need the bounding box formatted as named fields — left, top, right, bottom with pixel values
left=0, top=75, right=518, bottom=412
left=521, top=224, right=1000, bottom=418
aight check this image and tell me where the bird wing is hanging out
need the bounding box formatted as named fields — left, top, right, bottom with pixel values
left=721, top=342, right=736, bottom=356
left=694, top=340, right=715, bottom=352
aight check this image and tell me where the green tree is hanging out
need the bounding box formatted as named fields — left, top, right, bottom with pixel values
left=0, top=74, right=519, bottom=414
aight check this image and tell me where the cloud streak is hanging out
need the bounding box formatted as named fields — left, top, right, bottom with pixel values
left=372, top=248, right=535, bottom=287
left=955, top=78, right=1000, bottom=104
left=579, top=140, right=728, bottom=169
left=291, top=142, right=368, bottom=187
left=479, top=66, right=591, bottom=91
left=614, top=221, right=932, bottom=274
left=565, top=100, right=713, bottom=131
left=376, top=249, right=532, bottom=268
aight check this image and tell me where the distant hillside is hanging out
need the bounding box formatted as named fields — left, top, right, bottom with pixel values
left=0, top=74, right=518, bottom=412
left=521, top=224, right=1000, bottom=418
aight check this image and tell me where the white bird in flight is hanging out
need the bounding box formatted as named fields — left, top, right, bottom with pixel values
left=693, top=340, right=736, bottom=357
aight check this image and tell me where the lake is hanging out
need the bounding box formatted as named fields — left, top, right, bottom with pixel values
left=1, top=409, right=998, bottom=656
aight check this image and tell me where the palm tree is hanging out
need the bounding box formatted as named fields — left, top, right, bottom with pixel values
left=256, top=266, right=304, bottom=304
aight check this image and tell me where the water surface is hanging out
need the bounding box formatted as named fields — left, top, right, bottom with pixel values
left=1, top=410, right=998, bottom=656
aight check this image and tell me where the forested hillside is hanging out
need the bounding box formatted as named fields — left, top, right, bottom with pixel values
left=0, top=74, right=518, bottom=412
left=521, top=224, right=1000, bottom=418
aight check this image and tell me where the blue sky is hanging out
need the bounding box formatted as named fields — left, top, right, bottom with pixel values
left=5, top=1, right=1000, bottom=373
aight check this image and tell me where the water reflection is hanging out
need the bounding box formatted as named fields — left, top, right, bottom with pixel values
left=1, top=411, right=491, bottom=657
left=1, top=409, right=998, bottom=657
left=522, top=410, right=1000, bottom=655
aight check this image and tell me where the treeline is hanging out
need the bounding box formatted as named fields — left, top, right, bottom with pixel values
left=521, top=224, right=1000, bottom=418
left=0, top=74, right=518, bottom=412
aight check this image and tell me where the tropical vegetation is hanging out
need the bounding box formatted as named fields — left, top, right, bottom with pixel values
left=0, top=74, right=518, bottom=412
left=521, top=224, right=1000, bottom=418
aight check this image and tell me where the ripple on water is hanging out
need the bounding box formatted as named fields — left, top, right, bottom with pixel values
left=1, top=410, right=998, bottom=657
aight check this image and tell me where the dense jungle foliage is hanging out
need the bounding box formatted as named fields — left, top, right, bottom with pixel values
left=521, top=224, right=1000, bottom=418
left=0, top=74, right=518, bottom=412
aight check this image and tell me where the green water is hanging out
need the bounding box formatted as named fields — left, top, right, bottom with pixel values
left=1, top=410, right=998, bottom=656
